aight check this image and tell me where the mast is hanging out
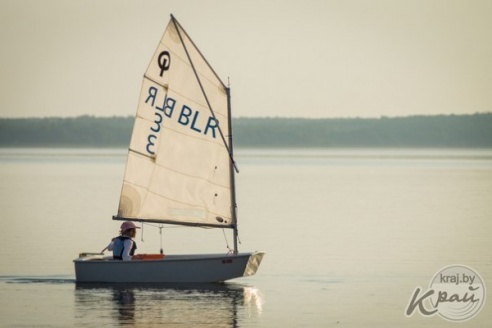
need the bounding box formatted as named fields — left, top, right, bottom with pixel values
left=227, top=86, right=239, bottom=254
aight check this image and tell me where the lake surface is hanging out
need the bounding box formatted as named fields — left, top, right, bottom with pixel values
left=0, top=147, right=491, bottom=327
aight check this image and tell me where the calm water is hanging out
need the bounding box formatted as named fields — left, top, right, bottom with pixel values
left=0, top=148, right=491, bottom=327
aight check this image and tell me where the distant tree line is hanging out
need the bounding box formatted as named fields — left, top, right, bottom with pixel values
left=233, top=113, right=492, bottom=148
left=0, top=116, right=133, bottom=147
left=1, top=113, right=491, bottom=148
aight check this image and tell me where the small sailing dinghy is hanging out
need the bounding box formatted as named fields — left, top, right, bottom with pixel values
left=74, top=15, right=264, bottom=283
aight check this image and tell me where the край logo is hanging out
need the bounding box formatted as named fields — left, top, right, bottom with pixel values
left=405, top=265, right=486, bottom=322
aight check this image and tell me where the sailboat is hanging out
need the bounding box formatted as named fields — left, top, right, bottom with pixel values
left=74, top=15, right=264, bottom=283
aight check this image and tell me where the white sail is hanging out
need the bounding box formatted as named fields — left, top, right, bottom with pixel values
left=116, top=16, right=234, bottom=228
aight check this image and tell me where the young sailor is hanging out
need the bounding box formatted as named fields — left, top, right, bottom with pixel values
left=107, top=221, right=140, bottom=260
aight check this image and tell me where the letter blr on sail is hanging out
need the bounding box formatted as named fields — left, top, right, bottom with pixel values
left=144, top=86, right=219, bottom=155
left=74, top=14, right=264, bottom=283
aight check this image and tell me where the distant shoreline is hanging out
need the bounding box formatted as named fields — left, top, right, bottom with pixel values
left=1, top=113, right=491, bottom=148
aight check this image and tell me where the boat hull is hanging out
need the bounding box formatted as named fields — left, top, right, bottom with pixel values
left=74, top=252, right=264, bottom=283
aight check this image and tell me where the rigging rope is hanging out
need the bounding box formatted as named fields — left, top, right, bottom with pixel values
left=138, top=222, right=164, bottom=253
left=159, top=224, right=164, bottom=255
left=222, top=229, right=233, bottom=254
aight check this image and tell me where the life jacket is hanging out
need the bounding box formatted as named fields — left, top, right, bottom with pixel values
left=112, top=236, right=137, bottom=260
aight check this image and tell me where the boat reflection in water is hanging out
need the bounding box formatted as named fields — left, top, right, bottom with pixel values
left=74, top=283, right=264, bottom=327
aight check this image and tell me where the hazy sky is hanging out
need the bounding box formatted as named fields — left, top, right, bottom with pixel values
left=1, top=0, right=491, bottom=118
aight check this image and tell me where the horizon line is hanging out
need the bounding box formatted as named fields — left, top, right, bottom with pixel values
left=0, top=111, right=491, bottom=121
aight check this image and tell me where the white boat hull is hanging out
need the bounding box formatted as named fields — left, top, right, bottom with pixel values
left=74, top=252, right=264, bottom=283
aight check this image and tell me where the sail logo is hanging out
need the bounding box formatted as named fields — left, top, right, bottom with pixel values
left=144, top=85, right=219, bottom=155
left=405, top=265, right=486, bottom=322
left=157, top=51, right=171, bottom=77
